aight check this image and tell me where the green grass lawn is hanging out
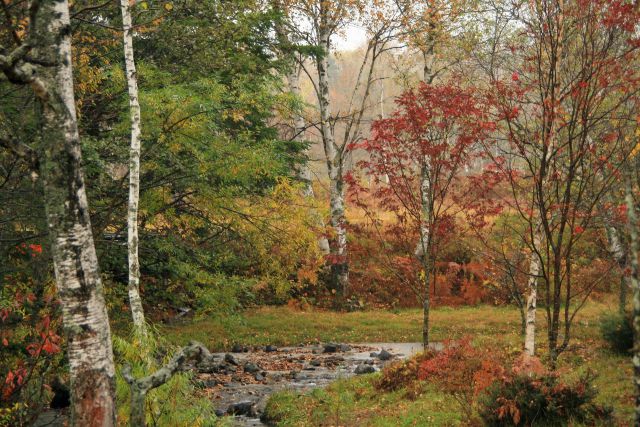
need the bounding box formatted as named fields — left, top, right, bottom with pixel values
left=163, top=297, right=633, bottom=425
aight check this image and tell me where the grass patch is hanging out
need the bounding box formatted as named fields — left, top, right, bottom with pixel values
left=164, top=297, right=633, bottom=424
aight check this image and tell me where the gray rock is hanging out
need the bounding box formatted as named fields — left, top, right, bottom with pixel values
left=370, top=352, right=379, bottom=358
left=254, top=373, right=265, bottom=382
left=265, top=345, right=278, bottom=352
left=378, top=349, right=393, bottom=361
left=197, top=359, right=223, bottom=374
left=215, top=409, right=225, bottom=417
left=323, top=343, right=339, bottom=353
left=339, top=344, right=352, bottom=352
left=227, top=401, right=255, bottom=416
left=232, top=344, right=248, bottom=353
left=310, top=359, right=322, bottom=367
left=224, top=353, right=239, bottom=366
left=354, top=364, right=376, bottom=374
left=243, top=362, right=260, bottom=373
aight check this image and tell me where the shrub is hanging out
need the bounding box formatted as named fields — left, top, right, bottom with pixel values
left=376, top=352, right=432, bottom=394
left=599, top=312, right=633, bottom=354
left=478, top=372, right=612, bottom=426
left=113, top=328, right=217, bottom=426
left=0, top=276, right=63, bottom=427
left=417, top=338, right=505, bottom=421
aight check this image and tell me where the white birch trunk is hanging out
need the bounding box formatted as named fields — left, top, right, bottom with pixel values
left=623, top=165, right=640, bottom=424
left=286, top=65, right=330, bottom=254
left=606, top=222, right=630, bottom=312
left=36, top=2, right=117, bottom=423
left=415, top=163, right=432, bottom=348
left=120, top=0, right=147, bottom=334
left=317, top=20, right=348, bottom=294
left=524, top=223, right=542, bottom=356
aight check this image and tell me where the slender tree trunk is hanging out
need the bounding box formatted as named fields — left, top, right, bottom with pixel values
left=120, top=0, right=147, bottom=335
left=317, top=19, right=348, bottom=296
left=524, top=223, right=542, bottom=356
left=285, top=65, right=330, bottom=254
left=606, top=222, right=630, bottom=313
left=36, top=2, right=117, bottom=424
left=287, top=66, right=314, bottom=197
left=416, top=163, right=432, bottom=349
left=623, top=165, right=640, bottom=425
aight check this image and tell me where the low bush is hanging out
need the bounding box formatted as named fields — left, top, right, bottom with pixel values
left=478, top=371, right=612, bottom=426
left=377, top=352, right=432, bottom=394
left=0, top=275, right=63, bottom=427
left=113, top=328, right=217, bottom=426
left=599, top=312, right=633, bottom=354
left=417, top=338, right=505, bottom=421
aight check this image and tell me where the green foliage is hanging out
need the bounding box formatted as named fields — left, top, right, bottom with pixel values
left=478, top=373, right=612, bottom=426
left=193, top=275, right=258, bottom=317
left=599, top=312, right=633, bottom=355
left=113, top=328, right=218, bottom=426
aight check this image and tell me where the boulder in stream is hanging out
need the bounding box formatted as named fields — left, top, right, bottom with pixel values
left=227, top=401, right=256, bottom=417
left=243, top=362, right=260, bottom=373
left=224, top=353, right=239, bottom=366
left=355, top=364, right=376, bottom=374
left=378, top=349, right=393, bottom=361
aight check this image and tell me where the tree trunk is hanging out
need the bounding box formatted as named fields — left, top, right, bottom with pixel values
left=36, top=2, right=117, bottom=424
left=317, top=18, right=348, bottom=296
left=524, top=224, right=542, bottom=356
left=623, top=165, right=640, bottom=425
left=416, top=163, right=432, bottom=349
left=285, top=65, right=330, bottom=254
left=120, top=0, right=147, bottom=335
left=287, top=66, right=314, bottom=198
left=606, top=222, right=630, bottom=314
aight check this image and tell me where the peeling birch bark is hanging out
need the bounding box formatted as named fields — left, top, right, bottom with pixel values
left=317, top=13, right=348, bottom=295
left=120, top=0, right=147, bottom=335
left=606, top=221, right=630, bottom=313
left=415, top=162, right=432, bottom=348
left=623, top=166, right=640, bottom=425
left=36, top=2, right=116, bottom=424
left=524, top=223, right=542, bottom=357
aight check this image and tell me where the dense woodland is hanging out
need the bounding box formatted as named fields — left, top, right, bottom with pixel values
left=2, top=0, right=640, bottom=426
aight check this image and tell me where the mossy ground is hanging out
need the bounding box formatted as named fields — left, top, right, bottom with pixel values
left=164, top=297, right=633, bottom=425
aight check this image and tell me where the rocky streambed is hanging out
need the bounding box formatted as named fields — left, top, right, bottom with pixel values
left=196, top=342, right=437, bottom=426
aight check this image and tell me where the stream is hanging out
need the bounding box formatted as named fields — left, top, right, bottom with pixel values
left=33, top=342, right=441, bottom=426
left=200, top=342, right=438, bottom=426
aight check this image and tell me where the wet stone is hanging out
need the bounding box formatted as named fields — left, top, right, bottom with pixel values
left=243, top=362, right=260, bottom=373
left=224, top=353, right=239, bottom=366
left=355, top=364, right=376, bottom=375
left=232, top=344, right=249, bottom=353
left=378, top=349, right=393, bottom=361
left=227, top=401, right=256, bottom=416
left=323, top=343, right=339, bottom=353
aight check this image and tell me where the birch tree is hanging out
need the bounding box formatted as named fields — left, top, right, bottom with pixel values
left=0, top=1, right=116, bottom=423
left=286, top=0, right=402, bottom=297
left=623, top=160, right=640, bottom=424
left=120, top=0, right=147, bottom=334
left=486, top=0, right=640, bottom=363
